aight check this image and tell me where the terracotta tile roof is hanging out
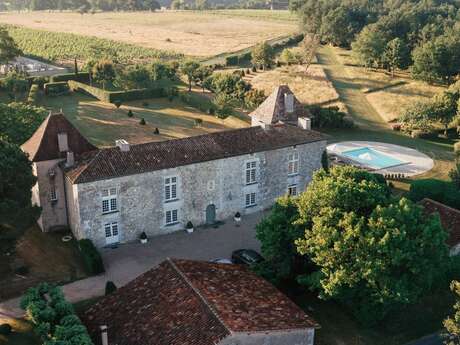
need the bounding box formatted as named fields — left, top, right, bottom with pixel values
left=420, top=198, right=460, bottom=247
left=65, top=124, right=326, bottom=184
left=249, top=85, right=308, bottom=125
left=82, top=259, right=318, bottom=345
left=21, top=113, right=97, bottom=162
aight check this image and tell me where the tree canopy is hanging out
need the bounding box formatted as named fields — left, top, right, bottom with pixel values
left=0, top=26, right=22, bottom=64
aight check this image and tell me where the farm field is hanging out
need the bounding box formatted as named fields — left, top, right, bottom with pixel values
left=40, top=93, right=249, bottom=147
left=0, top=11, right=297, bottom=57
left=248, top=63, right=346, bottom=112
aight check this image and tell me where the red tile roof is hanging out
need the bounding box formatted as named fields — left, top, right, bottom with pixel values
left=420, top=198, right=460, bottom=247
left=249, top=85, right=308, bottom=125
left=82, top=259, right=318, bottom=345
left=21, top=113, right=97, bottom=162
left=65, top=124, right=326, bottom=184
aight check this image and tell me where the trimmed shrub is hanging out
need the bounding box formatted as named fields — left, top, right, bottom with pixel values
left=27, top=84, right=39, bottom=104
left=225, top=55, right=239, bottom=66
left=44, top=82, right=70, bottom=96
left=78, top=239, right=105, bottom=275
left=154, top=127, right=160, bottom=134
left=194, top=118, right=203, bottom=127
left=139, top=118, right=146, bottom=125
left=127, top=110, right=133, bottom=117
left=409, top=179, right=460, bottom=209
left=0, top=324, right=12, bottom=335
left=113, top=100, right=122, bottom=108
left=105, top=281, right=117, bottom=295
left=309, top=105, right=353, bottom=129
left=50, top=72, right=90, bottom=84
left=27, top=76, right=49, bottom=89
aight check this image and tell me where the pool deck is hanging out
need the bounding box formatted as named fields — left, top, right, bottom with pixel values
left=327, top=141, right=434, bottom=177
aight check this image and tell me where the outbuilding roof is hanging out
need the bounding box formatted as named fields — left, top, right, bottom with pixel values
left=82, top=259, right=319, bottom=345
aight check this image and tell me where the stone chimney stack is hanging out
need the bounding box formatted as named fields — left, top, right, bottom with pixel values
left=116, top=139, right=130, bottom=152
left=100, top=325, right=108, bottom=345
left=298, top=117, right=312, bottom=130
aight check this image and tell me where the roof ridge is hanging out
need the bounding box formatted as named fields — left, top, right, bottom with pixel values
left=422, top=198, right=460, bottom=214
left=167, top=258, right=232, bottom=337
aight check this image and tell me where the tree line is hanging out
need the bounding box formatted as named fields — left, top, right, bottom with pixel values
left=292, top=0, right=460, bottom=85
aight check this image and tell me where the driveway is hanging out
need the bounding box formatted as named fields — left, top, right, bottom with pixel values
left=0, top=211, right=265, bottom=318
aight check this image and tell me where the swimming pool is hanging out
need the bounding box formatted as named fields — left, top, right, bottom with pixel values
left=341, top=147, right=407, bottom=169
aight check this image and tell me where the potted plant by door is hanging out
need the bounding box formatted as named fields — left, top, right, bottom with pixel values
left=234, top=212, right=241, bottom=226
left=139, top=232, right=148, bottom=244
left=186, top=221, right=194, bottom=234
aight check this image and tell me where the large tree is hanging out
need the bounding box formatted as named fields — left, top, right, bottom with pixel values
left=0, top=102, right=47, bottom=145
left=444, top=280, right=460, bottom=345
left=180, top=60, right=200, bottom=92
left=255, top=196, right=305, bottom=284
left=251, top=42, right=275, bottom=70
left=0, top=26, right=22, bottom=65
left=382, top=37, right=410, bottom=77
left=92, top=59, right=116, bottom=90
left=0, top=138, right=40, bottom=229
left=352, top=26, right=387, bottom=68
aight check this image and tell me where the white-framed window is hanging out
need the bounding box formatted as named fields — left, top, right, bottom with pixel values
left=165, top=176, right=178, bottom=202
left=245, top=161, right=257, bottom=184
left=288, top=151, right=299, bottom=175
left=50, top=186, right=58, bottom=202
left=288, top=185, right=298, bottom=196
left=102, top=187, right=118, bottom=214
left=245, top=192, right=256, bottom=207
left=104, top=222, right=119, bottom=238
left=165, top=209, right=179, bottom=225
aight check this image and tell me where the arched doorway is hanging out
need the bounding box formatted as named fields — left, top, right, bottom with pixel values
left=205, top=204, right=216, bottom=225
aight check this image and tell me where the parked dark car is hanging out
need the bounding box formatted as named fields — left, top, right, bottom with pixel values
left=231, top=249, right=263, bottom=265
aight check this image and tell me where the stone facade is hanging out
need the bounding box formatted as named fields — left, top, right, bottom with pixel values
left=33, top=159, right=68, bottom=231
left=219, top=329, right=315, bottom=345
left=69, top=140, right=326, bottom=247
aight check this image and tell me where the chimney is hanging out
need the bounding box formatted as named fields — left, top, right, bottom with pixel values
left=100, top=325, right=108, bottom=345
left=298, top=117, right=311, bottom=130
left=57, top=132, right=69, bottom=152
left=115, top=139, right=130, bottom=152
left=65, top=151, right=75, bottom=168
left=284, top=93, right=294, bottom=113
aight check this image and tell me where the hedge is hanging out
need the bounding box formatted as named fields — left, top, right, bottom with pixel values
left=68, top=80, right=165, bottom=103
left=44, top=81, right=70, bottom=96
left=78, top=239, right=105, bottom=275
left=409, top=179, right=460, bottom=209
left=20, top=283, right=93, bottom=345
left=50, top=72, right=90, bottom=84
left=27, top=84, right=39, bottom=104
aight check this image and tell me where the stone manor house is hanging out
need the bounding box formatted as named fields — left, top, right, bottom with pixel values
left=22, top=86, right=327, bottom=247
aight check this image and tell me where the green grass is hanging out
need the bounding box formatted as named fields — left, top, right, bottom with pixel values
left=316, top=45, right=455, bottom=186
left=39, top=91, right=248, bottom=147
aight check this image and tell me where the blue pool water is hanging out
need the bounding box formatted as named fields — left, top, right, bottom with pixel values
left=341, top=147, right=406, bottom=169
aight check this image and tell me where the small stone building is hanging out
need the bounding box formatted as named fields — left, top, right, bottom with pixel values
left=22, top=86, right=327, bottom=247
left=82, top=258, right=320, bottom=345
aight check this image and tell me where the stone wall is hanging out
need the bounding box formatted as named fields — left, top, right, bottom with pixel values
left=218, top=328, right=315, bottom=345
left=69, top=140, right=326, bottom=247
left=34, top=159, right=68, bottom=231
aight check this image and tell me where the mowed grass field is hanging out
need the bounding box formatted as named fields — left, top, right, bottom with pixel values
left=41, top=93, right=248, bottom=147
left=0, top=11, right=297, bottom=57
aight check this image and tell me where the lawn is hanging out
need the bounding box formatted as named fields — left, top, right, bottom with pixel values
left=0, top=11, right=297, bottom=58
left=39, top=92, right=249, bottom=147
left=0, top=225, right=87, bottom=301
left=328, top=46, right=445, bottom=123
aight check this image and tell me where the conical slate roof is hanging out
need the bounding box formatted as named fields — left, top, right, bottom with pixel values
left=249, top=85, right=308, bottom=125
left=21, top=112, right=97, bottom=162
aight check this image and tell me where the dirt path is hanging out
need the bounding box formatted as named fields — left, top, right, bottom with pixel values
left=316, top=45, right=387, bottom=130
